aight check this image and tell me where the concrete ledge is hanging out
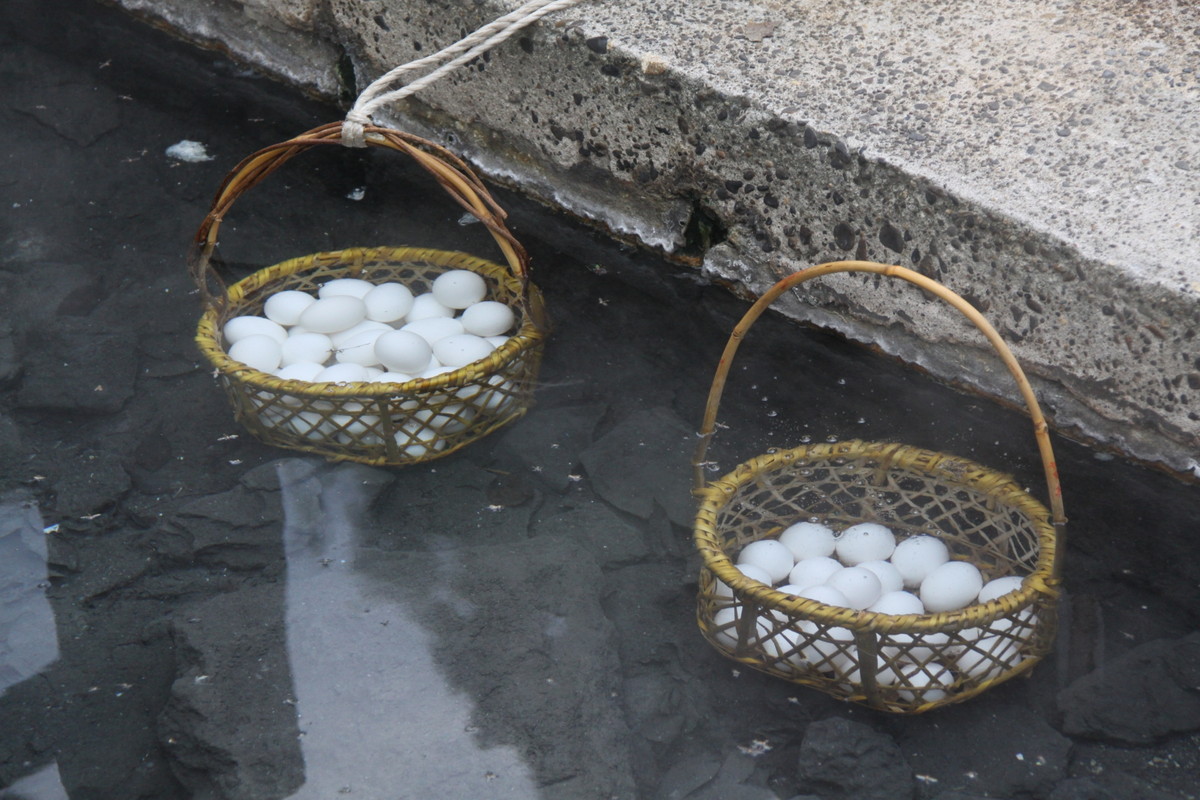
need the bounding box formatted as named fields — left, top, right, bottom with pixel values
left=111, top=0, right=1200, bottom=476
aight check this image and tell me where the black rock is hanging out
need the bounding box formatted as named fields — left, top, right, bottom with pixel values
left=15, top=326, right=137, bottom=414
left=795, top=716, right=914, bottom=800
left=158, top=584, right=303, bottom=799
left=1047, top=774, right=1185, bottom=800
left=46, top=448, right=131, bottom=518
left=1057, top=633, right=1200, bottom=745
left=895, top=703, right=1071, bottom=799
left=497, top=401, right=607, bottom=491
left=580, top=406, right=696, bottom=527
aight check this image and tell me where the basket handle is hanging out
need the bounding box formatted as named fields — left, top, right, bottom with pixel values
left=692, top=260, right=1066, bottom=529
left=188, top=121, right=544, bottom=328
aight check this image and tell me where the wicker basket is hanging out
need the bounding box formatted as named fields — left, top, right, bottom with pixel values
left=189, top=122, right=548, bottom=466
left=692, top=261, right=1067, bottom=713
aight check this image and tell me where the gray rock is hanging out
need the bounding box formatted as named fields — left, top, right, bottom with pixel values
left=656, top=750, right=722, bottom=799
left=498, top=402, right=608, bottom=491
left=158, top=584, right=303, bottom=800
left=896, top=704, right=1071, bottom=799
left=15, top=326, right=137, bottom=414
left=365, top=458, right=535, bottom=551
left=1057, top=633, right=1200, bottom=744
left=532, top=496, right=650, bottom=568
left=795, top=717, right=914, bottom=800
left=580, top=406, right=696, bottom=527
left=172, top=485, right=282, bottom=571
left=796, top=719, right=907, bottom=800
left=45, top=448, right=131, bottom=518
left=0, top=323, right=19, bottom=388
left=369, top=535, right=638, bottom=799
left=1047, top=774, right=1185, bottom=800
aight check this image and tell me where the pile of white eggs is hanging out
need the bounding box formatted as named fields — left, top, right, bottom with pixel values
left=220, top=271, right=520, bottom=455
left=712, top=521, right=1035, bottom=699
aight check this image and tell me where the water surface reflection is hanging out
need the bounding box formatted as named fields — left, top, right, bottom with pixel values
left=278, top=460, right=539, bottom=798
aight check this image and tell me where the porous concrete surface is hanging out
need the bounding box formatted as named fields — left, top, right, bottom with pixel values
left=109, top=0, right=1200, bottom=475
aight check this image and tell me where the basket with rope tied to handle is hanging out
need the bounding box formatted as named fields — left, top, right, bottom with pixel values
left=188, top=0, right=588, bottom=465
left=190, top=122, right=549, bottom=466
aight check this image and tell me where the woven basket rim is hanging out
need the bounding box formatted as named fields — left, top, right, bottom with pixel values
left=693, top=438, right=1059, bottom=634
left=195, top=245, right=547, bottom=397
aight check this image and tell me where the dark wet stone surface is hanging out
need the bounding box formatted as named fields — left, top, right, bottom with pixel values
left=1058, top=632, right=1200, bottom=745
left=1, top=1, right=1200, bottom=799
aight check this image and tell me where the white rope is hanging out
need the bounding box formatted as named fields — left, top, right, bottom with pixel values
left=343, top=0, right=584, bottom=147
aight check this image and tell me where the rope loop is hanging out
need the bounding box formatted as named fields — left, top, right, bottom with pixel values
left=340, top=0, right=584, bottom=147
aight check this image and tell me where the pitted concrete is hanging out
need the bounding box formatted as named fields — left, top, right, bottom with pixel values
left=111, top=0, right=1199, bottom=476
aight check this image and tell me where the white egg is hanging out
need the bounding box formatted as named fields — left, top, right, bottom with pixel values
left=858, top=560, right=905, bottom=594
left=457, top=374, right=517, bottom=414
left=412, top=404, right=477, bottom=435
left=407, top=292, right=455, bottom=321
left=794, top=621, right=855, bottom=670
left=313, top=363, right=370, bottom=384
left=369, top=371, right=416, bottom=384
left=401, top=317, right=466, bottom=346
left=486, top=335, right=511, bottom=349
left=432, top=269, right=488, bottom=309
left=835, top=523, right=896, bottom=565
left=955, top=635, right=1023, bottom=682
left=329, top=413, right=381, bottom=437
left=895, top=660, right=953, bottom=703
left=977, top=576, right=1025, bottom=604
left=375, top=330, right=433, bottom=374
left=713, top=564, right=774, bottom=602
left=280, top=332, right=334, bottom=367
left=825, top=566, right=883, bottom=610
left=460, top=300, right=515, bottom=336
left=778, top=521, right=837, bottom=561
left=795, top=584, right=850, bottom=609
left=880, top=632, right=950, bottom=664
left=298, top=295, right=367, bottom=334
left=761, top=626, right=808, bottom=668
left=318, top=277, right=375, bottom=299
left=869, top=590, right=926, bottom=616
left=228, top=334, right=282, bottom=372
left=834, top=660, right=900, bottom=689
left=363, top=282, right=414, bottom=323
left=395, top=420, right=447, bottom=458
left=920, top=561, right=984, bottom=613
left=711, top=605, right=771, bottom=650
left=736, top=539, right=795, bottom=584
left=891, top=535, right=951, bottom=589
left=329, top=320, right=393, bottom=348
left=276, top=361, right=325, bottom=382
left=418, top=364, right=459, bottom=380
left=224, top=315, right=288, bottom=346
left=262, top=290, right=316, bottom=326
left=433, top=334, right=496, bottom=368
left=787, top=556, right=843, bottom=590
left=335, top=329, right=386, bottom=366
left=287, top=410, right=331, bottom=440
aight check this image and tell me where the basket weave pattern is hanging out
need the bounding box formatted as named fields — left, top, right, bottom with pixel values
left=692, top=261, right=1066, bottom=713
left=695, top=440, right=1059, bottom=712
left=196, top=246, right=544, bottom=465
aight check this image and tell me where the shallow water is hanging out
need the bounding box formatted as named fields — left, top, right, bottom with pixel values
left=2, top=1, right=1199, bottom=798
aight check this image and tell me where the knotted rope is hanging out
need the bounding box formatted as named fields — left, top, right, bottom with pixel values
left=342, top=0, right=584, bottom=147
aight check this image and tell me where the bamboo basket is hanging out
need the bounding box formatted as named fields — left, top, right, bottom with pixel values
left=692, top=261, right=1067, bottom=713
left=189, top=122, right=548, bottom=466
